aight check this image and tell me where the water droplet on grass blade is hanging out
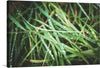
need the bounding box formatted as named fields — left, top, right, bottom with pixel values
left=49, top=50, right=51, bottom=54
left=70, top=37, right=73, bottom=39
left=92, top=31, right=95, bottom=34
left=48, top=19, right=50, bottom=22
left=75, top=33, right=78, bottom=36
left=62, top=50, right=66, bottom=54
left=87, top=32, right=88, bottom=33
left=15, top=32, right=18, bottom=35
left=61, top=31, right=65, bottom=33
left=63, top=26, right=66, bottom=29
left=55, top=14, right=58, bottom=16
left=50, top=35, right=52, bottom=38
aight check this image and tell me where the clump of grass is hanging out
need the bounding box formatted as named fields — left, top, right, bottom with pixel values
left=7, top=1, right=100, bottom=67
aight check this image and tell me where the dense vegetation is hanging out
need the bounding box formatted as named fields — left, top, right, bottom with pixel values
left=7, top=1, right=100, bottom=67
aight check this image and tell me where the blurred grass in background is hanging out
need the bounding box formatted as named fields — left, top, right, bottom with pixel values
left=7, top=1, right=100, bottom=67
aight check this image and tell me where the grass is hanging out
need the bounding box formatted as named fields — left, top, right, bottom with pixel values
left=7, top=1, right=100, bottom=67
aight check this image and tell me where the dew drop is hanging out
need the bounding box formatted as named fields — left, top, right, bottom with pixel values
left=63, top=26, right=66, bottom=28
left=15, top=28, right=17, bottom=31
left=49, top=50, right=51, bottom=53
left=75, top=34, right=78, bottom=36
left=73, top=34, right=75, bottom=35
left=62, top=50, right=66, bottom=54
left=70, top=37, right=73, bottom=39
left=61, top=43, right=64, bottom=46
left=92, top=32, right=95, bottom=34
left=55, top=14, right=58, bottom=16
left=50, top=35, right=52, bottom=38
left=16, top=32, right=18, bottom=35
left=86, top=32, right=89, bottom=34
left=62, top=31, right=65, bottom=33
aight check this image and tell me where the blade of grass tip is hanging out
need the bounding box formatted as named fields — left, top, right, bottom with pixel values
left=8, top=14, right=26, bottom=31
left=77, top=3, right=90, bottom=20
left=10, top=28, right=18, bottom=67
left=19, top=40, right=41, bottom=66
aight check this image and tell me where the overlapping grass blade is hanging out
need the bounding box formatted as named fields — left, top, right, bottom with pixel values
left=77, top=3, right=90, bottom=20
left=19, top=40, right=41, bottom=66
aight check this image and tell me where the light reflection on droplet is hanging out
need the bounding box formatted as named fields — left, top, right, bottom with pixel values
left=71, top=37, right=73, bottom=39
left=55, top=14, right=58, bottom=16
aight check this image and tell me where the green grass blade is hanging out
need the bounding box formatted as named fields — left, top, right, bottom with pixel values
left=77, top=3, right=90, bottom=20
left=8, top=15, right=26, bottom=31
left=19, top=40, right=41, bottom=66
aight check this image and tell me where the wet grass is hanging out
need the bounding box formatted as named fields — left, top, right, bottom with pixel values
left=7, top=1, right=100, bottom=67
